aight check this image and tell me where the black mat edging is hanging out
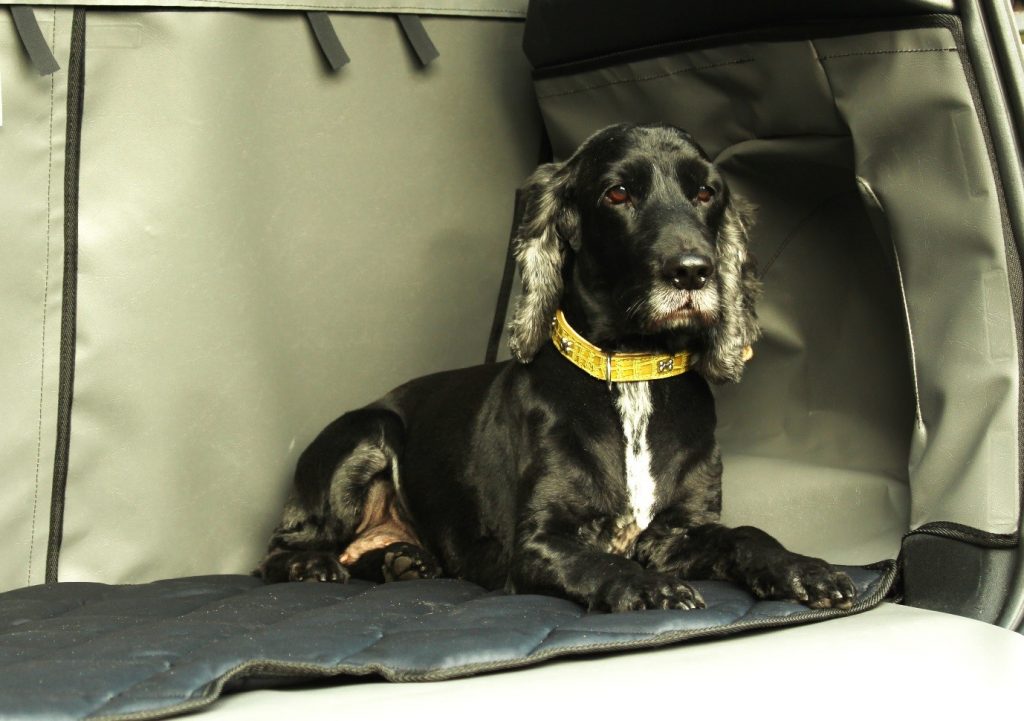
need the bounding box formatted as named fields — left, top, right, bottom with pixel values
left=84, top=560, right=897, bottom=721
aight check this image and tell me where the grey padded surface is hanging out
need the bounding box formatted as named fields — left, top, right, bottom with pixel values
left=0, top=565, right=894, bottom=720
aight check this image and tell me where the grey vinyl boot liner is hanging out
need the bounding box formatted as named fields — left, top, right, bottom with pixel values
left=0, top=3, right=1002, bottom=717
left=0, top=563, right=895, bottom=721
left=1, top=3, right=543, bottom=593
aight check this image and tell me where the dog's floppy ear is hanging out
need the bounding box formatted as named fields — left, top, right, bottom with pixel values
left=508, top=161, right=580, bottom=363
left=697, top=193, right=762, bottom=383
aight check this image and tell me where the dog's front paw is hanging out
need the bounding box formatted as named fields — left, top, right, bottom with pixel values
left=382, top=542, right=443, bottom=582
left=598, top=572, right=706, bottom=612
left=285, top=550, right=350, bottom=583
left=747, top=554, right=856, bottom=610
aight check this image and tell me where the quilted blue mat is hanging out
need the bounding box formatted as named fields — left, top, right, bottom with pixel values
left=0, top=562, right=895, bottom=721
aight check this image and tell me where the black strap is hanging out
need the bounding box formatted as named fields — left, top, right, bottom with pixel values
left=306, top=12, right=350, bottom=71
left=485, top=190, right=526, bottom=363
left=397, top=14, right=439, bottom=66
left=46, top=7, right=86, bottom=584
left=10, top=6, right=60, bottom=76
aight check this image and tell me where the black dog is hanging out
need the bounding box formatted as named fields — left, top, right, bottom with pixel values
left=258, top=123, right=856, bottom=613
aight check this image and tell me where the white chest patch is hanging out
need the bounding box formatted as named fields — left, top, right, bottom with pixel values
left=613, top=382, right=656, bottom=529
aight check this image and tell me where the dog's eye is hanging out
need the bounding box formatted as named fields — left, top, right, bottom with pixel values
left=696, top=186, right=715, bottom=204
left=604, top=185, right=631, bottom=206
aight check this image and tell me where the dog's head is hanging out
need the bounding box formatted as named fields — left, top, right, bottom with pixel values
left=508, top=123, right=761, bottom=384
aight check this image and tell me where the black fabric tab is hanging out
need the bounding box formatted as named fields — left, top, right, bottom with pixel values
left=306, top=12, right=350, bottom=71
left=397, top=14, right=440, bottom=66
left=10, top=6, right=60, bottom=76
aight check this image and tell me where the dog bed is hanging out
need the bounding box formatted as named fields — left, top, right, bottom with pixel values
left=0, top=563, right=894, bottom=721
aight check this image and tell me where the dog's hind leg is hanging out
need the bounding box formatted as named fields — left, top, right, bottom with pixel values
left=336, top=476, right=440, bottom=582
left=345, top=542, right=443, bottom=583
left=256, top=407, right=405, bottom=583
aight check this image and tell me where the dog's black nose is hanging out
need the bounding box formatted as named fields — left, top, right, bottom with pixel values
left=664, top=254, right=714, bottom=290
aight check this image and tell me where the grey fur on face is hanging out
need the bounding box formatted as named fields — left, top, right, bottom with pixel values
left=508, top=162, right=579, bottom=362
left=693, top=197, right=762, bottom=383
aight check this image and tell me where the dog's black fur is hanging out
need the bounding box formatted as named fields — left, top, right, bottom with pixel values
left=257, top=123, right=857, bottom=613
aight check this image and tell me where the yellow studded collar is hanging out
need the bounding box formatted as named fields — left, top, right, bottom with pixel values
left=550, top=309, right=753, bottom=383
left=550, top=309, right=693, bottom=383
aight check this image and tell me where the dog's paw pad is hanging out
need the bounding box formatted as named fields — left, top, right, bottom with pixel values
left=602, top=573, right=705, bottom=612
left=750, top=555, right=856, bottom=610
left=381, top=542, right=442, bottom=582
left=286, top=552, right=350, bottom=583
left=798, top=566, right=857, bottom=610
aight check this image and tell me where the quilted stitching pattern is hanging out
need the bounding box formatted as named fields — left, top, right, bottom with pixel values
left=0, top=564, right=894, bottom=721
